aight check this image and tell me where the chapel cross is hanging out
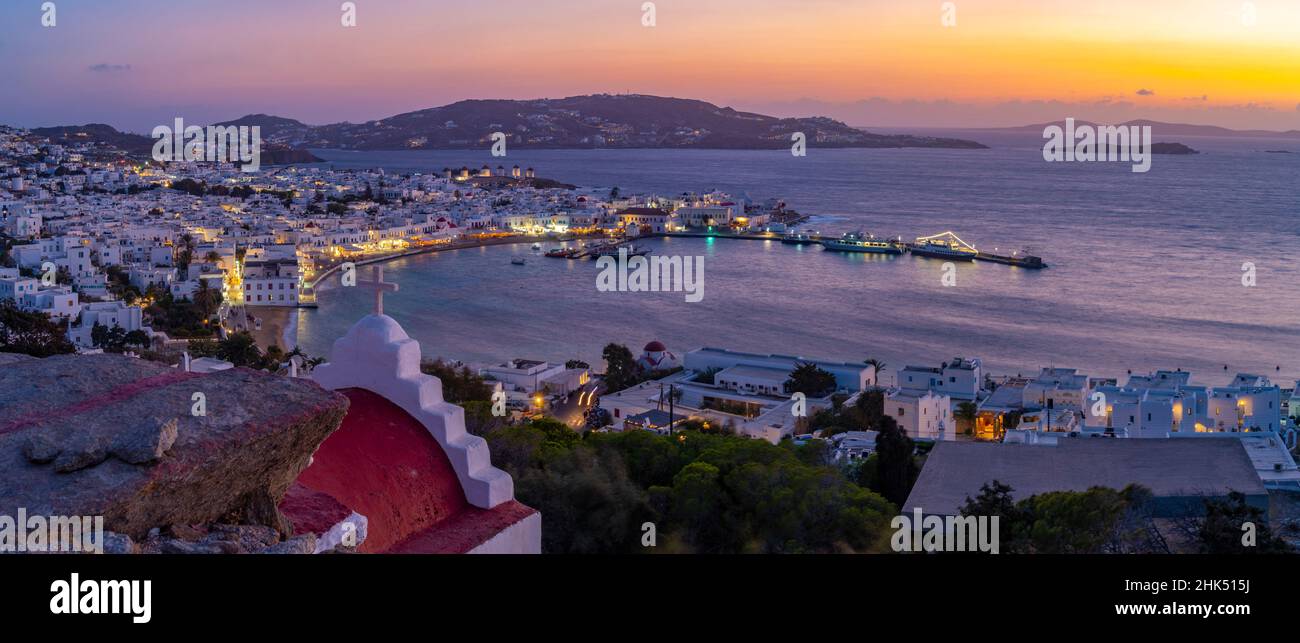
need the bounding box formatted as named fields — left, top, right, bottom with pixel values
left=358, top=265, right=399, bottom=316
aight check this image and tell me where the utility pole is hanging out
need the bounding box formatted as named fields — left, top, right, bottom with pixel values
left=668, top=384, right=676, bottom=437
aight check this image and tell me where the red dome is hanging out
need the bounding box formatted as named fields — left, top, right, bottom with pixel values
left=644, top=341, right=666, bottom=352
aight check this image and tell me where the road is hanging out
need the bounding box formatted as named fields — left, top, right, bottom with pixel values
left=552, top=380, right=604, bottom=429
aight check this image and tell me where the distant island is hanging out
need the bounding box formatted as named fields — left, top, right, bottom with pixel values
left=984, top=119, right=1300, bottom=140
left=30, top=123, right=324, bottom=166
left=30, top=94, right=988, bottom=154
left=1151, top=142, right=1198, bottom=155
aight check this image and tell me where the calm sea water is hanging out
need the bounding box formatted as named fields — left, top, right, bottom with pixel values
left=268, top=131, right=1300, bottom=384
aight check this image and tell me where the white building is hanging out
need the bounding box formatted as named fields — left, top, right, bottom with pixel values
left=21, top=287, right=80, bottom=320
left=886, top=389, right=953, bottom=441
left=0, top=276, right=38, bottom=302
left=684, top=347, right=875, bottom=393
left=67, top=300, right=145, bottom=348
left=482, top=359, right=589, bottom=396
left=241, top=258, right=301, bottom=306
left=898, top=357, right=982, bottom=401
left=1022, top=367, right=1090, bottom=411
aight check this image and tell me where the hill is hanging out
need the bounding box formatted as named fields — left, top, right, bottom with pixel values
left=242, top=94, right=989, bottom=151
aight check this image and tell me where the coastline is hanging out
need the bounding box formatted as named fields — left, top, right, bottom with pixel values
left=247, top=233, right=611, bottom=351
left=306, top=233, right=608, bottom=291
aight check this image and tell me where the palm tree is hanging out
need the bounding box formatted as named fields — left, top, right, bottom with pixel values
left=864, top=358, right=887, bottom=387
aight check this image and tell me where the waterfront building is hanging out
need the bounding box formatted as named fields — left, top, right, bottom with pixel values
left=974, top=377, right=1031, bottom=440
left=241, top=258, right=301, bottom=306
left=616, top=207, right=669, bottom=234
left=683, top=347, right=875, bottom=393
left=898, top=357, right=983, bottom=402
left=482, top=359, right=589, bottom=396
left=1022, top=367, right=1090, bottom=411
left=885, top=388, right=953, bottom=441
left=674, top=205, right=736, bottom=229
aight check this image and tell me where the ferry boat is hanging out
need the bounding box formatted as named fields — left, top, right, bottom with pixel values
left=545, top=248, right=579, bottom=259
left=781, top=230, right=818, bottom=245
left=820, top=231, right=903, bottom=255
left=909, top=232, right=978, bottom=261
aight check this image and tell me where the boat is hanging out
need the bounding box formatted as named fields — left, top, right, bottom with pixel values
left=531, top=242, right=542, bottom=251
left=820, top=231, right=903, bottom=254
left=588, top=244, right=651, bottom=259
left=511, top=256, right=527, bottom=265
left=545, top=248, right=579, bottom=259
left=781, top=230, right=818, bottom=245
left=909, top=232, right=978, bottom=261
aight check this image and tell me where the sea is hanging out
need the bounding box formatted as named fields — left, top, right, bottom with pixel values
left=254, top=129, right=1300, bottom=385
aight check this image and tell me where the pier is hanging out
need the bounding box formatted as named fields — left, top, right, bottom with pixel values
left=652, top=231, right=1048, bottom=269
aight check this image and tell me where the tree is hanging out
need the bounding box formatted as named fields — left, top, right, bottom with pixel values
left=565, top=360, right=590, bottom=370
left=864, top=358, right=887, bottom=385
left=1197, top=491, right=1291, bottom=554
left=91, top=322, right=129, bottom=352
left=216, top=331, right=261, bottom=367
left=601, top=343, right=639, bottom=392
left=0, top=300, right=76, bottom=357
left=961, top=482, right=1168, bottom=554
left=784, top=362, right=837, bottom=397
left=419, top=359, right=492, bottom=403
left=954, top=401, right=978, bottom=436
left=124, top=329, right=150, bottom=350
left=192, top=280, right=222, bottom=320
left=874, top=415, right=917, bottom=507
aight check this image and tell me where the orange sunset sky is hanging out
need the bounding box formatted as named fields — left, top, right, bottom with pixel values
left=3, top=0, right=1298, bottom=131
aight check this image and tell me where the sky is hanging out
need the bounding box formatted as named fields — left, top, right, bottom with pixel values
left=2, top=0, right=1298, bottom=132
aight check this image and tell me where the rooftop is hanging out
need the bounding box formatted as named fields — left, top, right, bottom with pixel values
left=904, top=438, right=1265, bottom=516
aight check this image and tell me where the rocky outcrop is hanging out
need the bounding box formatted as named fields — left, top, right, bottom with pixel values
left=0, top=353, right=349, bottom=542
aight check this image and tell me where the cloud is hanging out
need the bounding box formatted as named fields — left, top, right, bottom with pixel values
left=1296, top=103, right=1300, bottom=112
left=88, top=64, right=132, bottom=73
left=1135, top=88, right=1155, bottom=96
left=1182, top=95, right=1208, bottom=102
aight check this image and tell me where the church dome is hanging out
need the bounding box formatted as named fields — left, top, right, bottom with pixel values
left=644, top=340, right=666, bottom=352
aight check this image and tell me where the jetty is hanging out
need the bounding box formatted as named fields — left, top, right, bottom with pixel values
left=653, top=230, right=1047, bottom=269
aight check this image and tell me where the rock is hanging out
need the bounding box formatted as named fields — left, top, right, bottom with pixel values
left=111, top=417, right=178, bottom=464
left=258, top=533, right=316, bottom=555
left=101, top=532, right=136, bottom=555
left=52, top=443, right=109, bottom=473
left=165, top=523, right=208, bottom=541
left=0, top=354, right=350, bottom=541
left=160, top=540, right=226, bottom=555
left=205, top=524, right=280, bottom=551
left=21, top=431, right=61, bottom=464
